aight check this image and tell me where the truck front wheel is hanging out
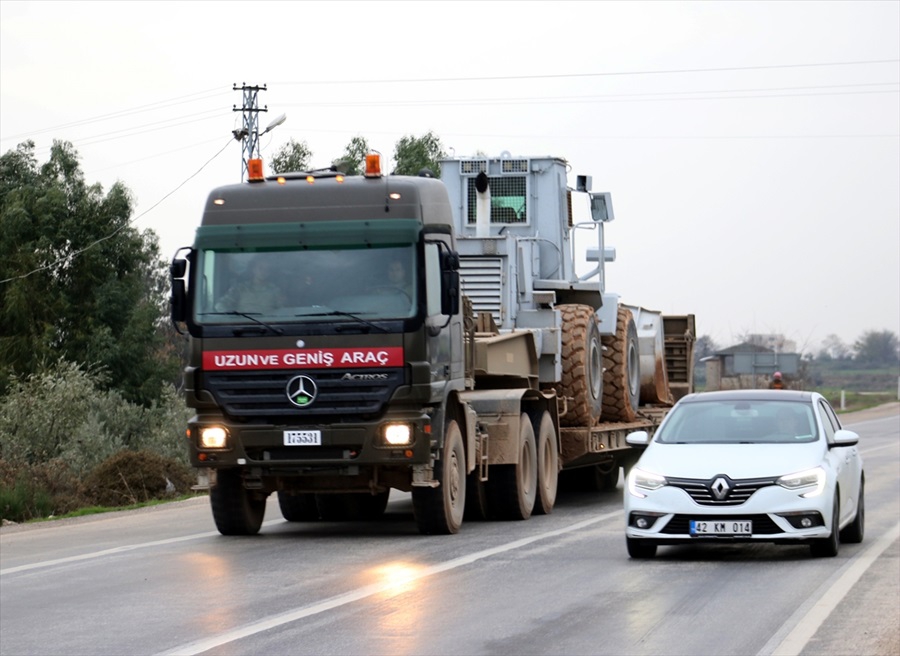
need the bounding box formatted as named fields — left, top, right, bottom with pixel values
left=413, top=420, right=466, bottom=534
left=210, top=469, right=267, bottom=536
left=278, top=491, right=319, bottom=522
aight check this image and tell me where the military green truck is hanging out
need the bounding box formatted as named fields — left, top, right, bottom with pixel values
left=170, top=152, right=694, bottom=535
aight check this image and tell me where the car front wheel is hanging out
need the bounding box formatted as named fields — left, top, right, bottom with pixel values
left=627, top=537, right=657, bottom=559
left=810, top=493, right=840, bottom=558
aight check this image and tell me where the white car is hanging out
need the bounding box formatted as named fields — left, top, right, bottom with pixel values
left=624, top=390, right=864, bottom=558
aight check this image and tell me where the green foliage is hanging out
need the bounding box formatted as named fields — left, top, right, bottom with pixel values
left=0, top=360, right=190, bottom=474
left=0, top=140, right=179, bottom=405
left=270, top=138, right=313, bottom=174
left=392, top=131, right=445, bottom=176
left=0, top=458, right=87, bottom=522
left=334, top=136, right=370, bottom=175
left=853, top=329, right=900, bottom=366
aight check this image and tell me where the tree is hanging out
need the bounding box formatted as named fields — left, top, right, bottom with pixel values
left=853, top=330, right=900, bottom=366
left=269, top=138, right=313, bottom=174
left=0, top=140, right=179, bottom=405
left=818, top=334, right=851, bottom=361
left=334, top=136, right=370, bottom=175
left=392, top=131, right=445, bottom=176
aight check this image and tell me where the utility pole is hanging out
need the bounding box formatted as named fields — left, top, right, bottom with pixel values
left=232, top=83, right=268, bottom=181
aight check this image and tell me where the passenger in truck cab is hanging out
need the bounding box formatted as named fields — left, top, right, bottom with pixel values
left=216, top=257, right=284, bottom=314
left=385, top=257, right=413, bottom=298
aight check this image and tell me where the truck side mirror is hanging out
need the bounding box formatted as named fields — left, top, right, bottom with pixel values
left=441, top=270, right=459, bottom=316
left=170, top=257, right=188, bottom=324
left=171, top=279, right=187, bottom=323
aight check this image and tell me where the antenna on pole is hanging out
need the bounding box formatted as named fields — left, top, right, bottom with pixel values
left=232, top=83, right=268, bottom=182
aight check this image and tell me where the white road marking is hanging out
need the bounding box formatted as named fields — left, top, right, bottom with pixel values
left=157, top=510, right=622, bottom=656
left=758, top=521, right=900, bottom=656
left=0, top=520, right=279, bottom=576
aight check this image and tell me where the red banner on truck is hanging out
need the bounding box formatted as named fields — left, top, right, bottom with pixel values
left=202, top=347, right=403, bottom=370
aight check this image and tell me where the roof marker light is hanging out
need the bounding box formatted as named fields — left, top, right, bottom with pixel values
left=365, top=153, right=382, bottom=178
left=247, top=158, right=265, bottom=182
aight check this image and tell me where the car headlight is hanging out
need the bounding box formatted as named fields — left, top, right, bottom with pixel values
left=198, top=426, right=228, bottom=449
left=627, top=467, right=667, bottom=498
left=383, top=422, right=413, bottom=446
left=777, top=466, right=826, bottom=498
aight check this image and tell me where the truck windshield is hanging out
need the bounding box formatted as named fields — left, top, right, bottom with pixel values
left=193, top=245, right=417, bottom=325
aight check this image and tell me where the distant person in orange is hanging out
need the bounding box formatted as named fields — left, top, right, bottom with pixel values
left=770, top=371, right=785, bottom=390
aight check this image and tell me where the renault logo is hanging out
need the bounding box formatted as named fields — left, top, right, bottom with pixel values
left=286, top=375, right=317, bottom=408
left=710, top=476, right=731, bottom=500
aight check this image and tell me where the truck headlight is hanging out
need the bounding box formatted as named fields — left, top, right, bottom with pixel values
left=778, top=467, right=826, bottom=498
left=199, top=426, right=228, bottom=449
left=383, top=423, right=413, bottom=446
left=627, top=467, right=667, bottom=498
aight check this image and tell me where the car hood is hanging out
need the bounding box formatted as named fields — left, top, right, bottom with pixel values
left=635, top=442, right=825, bottom=479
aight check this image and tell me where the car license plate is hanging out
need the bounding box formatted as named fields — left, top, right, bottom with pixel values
left=690, top=520, right=752, bottom=536
left=283, top=430, right=322, bottom=446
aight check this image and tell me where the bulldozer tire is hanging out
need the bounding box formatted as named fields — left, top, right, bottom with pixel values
left=602, top=307, right=640, bottom=423
left=556, top=304, right=604, bottom=427
left=210, top=468, right=267, bottom=536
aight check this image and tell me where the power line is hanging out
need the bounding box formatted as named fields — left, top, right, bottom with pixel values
left=1, top=138, right=235, bottom=285
left=272, top=59, right=900, bottom=86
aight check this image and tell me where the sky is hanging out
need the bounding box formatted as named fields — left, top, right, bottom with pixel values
left=1, top=0, right=898, bottom=353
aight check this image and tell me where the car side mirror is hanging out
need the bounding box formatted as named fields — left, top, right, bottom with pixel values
left=832, top=429, right=859, bottom=447
left=626, top=430, right=650, bottom=446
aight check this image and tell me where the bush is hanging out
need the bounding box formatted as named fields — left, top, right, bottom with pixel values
left=0, top=359, right=194, bottom=521
left=0, top=458, right=88, bottom=522
left=82, top=449, right=195, bottom=507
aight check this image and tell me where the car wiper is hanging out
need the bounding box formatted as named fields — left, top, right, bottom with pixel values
left=296, top=308, right=387, bottom=333
left=200, top=312, right=284, bottom=335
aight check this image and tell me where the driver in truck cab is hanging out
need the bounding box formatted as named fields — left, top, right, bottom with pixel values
left=216, top=257, right=284, bottom=314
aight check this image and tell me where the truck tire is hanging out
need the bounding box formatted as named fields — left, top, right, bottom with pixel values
left=210, top=468, right=266, bottom=536
left=488, top=413, right=538, bottom=520
left=557, top=304, right=604, bottom=427
left=464, top=470, right=490, bottom=521
left=277, top=491, right=319, bottom=522
left=602, top=307, right=640, bottom=423
left=565, top=462, right=619, bottom=492
left=534, top=411, right=559, bottom=515
left=412, top=420, right=466, bottom=534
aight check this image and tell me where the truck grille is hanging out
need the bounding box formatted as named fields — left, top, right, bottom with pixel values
left=203, top=368, right=404, bottom=421
left=666, top=476, right=778, bottom=506
left=460, top=256, right=503, bottom=324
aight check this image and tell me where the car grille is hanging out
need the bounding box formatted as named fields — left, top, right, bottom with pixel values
left=203, top=368, right=404, bottom=421
left=661, top=514, right=782, bottom=535
left=666, top=476, right=778, bottom=506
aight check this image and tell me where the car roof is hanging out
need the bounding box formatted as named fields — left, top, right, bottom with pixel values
left=677, top=389, right=817, bottom=404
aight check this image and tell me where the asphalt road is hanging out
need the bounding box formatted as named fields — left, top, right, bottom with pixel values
left=1, top=405, right=897, bottom=656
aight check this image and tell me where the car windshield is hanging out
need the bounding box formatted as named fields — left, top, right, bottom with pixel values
left=193, top=245, right=417, bottom=324
left=654, top=399, right=818, bottom=444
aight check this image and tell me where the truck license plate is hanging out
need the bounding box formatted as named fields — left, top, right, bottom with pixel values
left=283, top=430, right=322, bottom=446
left=690, top=520, right=752, bottom=536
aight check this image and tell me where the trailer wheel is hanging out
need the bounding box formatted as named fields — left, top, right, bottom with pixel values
left=602, top=307, right=640, bottom=423
left=489, top=413, right=538, bottom=520
left=557, top=304, right=604, bottom=427
left=277, top=491, right=319, bottom=522
left=210, top=468, right=267, bottom=536
left=534, top=411, right=559, bottom=515
left=412, top=420, right=466, bottom=534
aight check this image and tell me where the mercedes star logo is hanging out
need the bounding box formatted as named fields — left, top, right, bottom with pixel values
left=286, top=375, right=317, bottom=408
